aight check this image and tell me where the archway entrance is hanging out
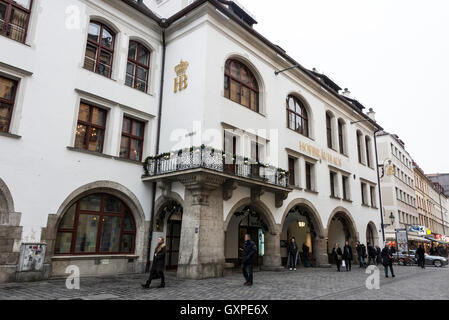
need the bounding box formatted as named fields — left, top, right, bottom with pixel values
left=366, top=222, right=378, bottom=247
left=281, top=205, right=319, bottom=268
left=157, top=200, right=183, bottom=270
left=327, top=211, right=357, bottom=264
left=225, top=205, right=270, bottom=268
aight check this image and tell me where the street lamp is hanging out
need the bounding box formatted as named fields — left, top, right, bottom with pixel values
left=389, top=212, right=395, bottom=227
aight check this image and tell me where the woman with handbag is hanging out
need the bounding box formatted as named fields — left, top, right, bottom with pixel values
left=142, top=237, right=167, bottom=289
left=332, top=243, right=343, bottom=272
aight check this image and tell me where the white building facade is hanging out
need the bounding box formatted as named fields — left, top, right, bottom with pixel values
left=0, top=0, right=383, bottom=282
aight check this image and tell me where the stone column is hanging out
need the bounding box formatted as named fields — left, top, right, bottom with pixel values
left=261, top=228, right=283, bottom=271
left=0, top=212, right=22, bottom=283
left=177, top=173, right=227, bottom=279
left=314, top=235, right=331, bottom=268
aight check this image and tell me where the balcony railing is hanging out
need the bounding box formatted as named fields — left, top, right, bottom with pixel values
left=143, top=145, right=289, bottom=188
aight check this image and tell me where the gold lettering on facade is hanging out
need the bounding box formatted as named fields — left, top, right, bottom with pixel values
left=174, top=60, right=189, bottom=93
left=299, top=141, right=343, bottom=167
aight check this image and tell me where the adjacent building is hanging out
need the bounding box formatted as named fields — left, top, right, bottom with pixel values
left=376, top=133, right=419, bottom=244
left=0, top=0, right=383, bottom=282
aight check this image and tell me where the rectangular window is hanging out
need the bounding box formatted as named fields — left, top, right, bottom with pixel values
left=0, top=0, right=33, bottom=43
left=370, top=186, right=376, bottom=207
left=0, top=75, right=18, bottom=133
left=342, top=175, right=349, bottom=200
left=119, top=117, right=145, bottom=161
left=330, top=171, right=336, bottom=197
left=75, top=102, right=107, bottom=153
left=288, top=157, right=296, bottom=186
left=305, top=162, right=312, bottom=191
left=361, top=183, right=366, bottom=205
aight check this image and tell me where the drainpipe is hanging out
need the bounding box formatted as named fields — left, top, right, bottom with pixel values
left=373, top=129, right=386, bottom=244
left=145, top=23, right=167, bottom=273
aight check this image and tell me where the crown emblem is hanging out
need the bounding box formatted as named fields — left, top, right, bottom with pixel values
left=175, top=60, right=189, bottom=77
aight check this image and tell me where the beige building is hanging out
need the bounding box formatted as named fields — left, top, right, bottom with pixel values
left=377, top=132, right=418, bottom=242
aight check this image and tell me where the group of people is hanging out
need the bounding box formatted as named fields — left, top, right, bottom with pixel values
left=331, top=241, right=396, bottom=278
left=141, top=235, right=405, bottom=289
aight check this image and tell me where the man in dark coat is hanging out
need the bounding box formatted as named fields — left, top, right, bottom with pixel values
left=142, top=237, right=166, bottom=289
left=375, top=246, right=382, bottom=265
left=416, top=244, right=426, bottom=269
left=332, top=243, right=343, bottom=272
left=342, top=241, right=353, bottom=271
left=381, top=245, right=395, bottom=278
left=367, top=242, right=376, bottom=265
left=242, top=234, right=258, bottom=286
left=302, top=243, right=310, bottom=267
left=287, top=237, right=299, bottom=270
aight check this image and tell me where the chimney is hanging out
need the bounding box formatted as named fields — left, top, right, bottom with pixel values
left=341, top=88, right=351, bottom=97
left=367, top=108, right=376, bottom=121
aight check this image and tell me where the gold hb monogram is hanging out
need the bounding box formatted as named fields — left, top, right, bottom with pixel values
left=174, top=60, right=189, bottom=93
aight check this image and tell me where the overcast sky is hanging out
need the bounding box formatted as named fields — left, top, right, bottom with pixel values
left=237, top=0, right=449, bottom=173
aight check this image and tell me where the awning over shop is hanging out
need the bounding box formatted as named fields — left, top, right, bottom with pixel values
left=408, top=235, right=431, bottom=243
left=425, top=236, right=447, bottom=245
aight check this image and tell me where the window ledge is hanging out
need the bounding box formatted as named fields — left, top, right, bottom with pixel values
left=52, top=254, right=139, bottom=261
left=342, top=199, right=353, bottom=203
left=66, top=147, right=142, bottom=165
left=361, top=204, right=370, bottom=208
left=0, top=131, right=21, bottom=139
left=305, top=189, right=319, bottom=195
left=330, top=196, right=342, bottom=200
left=286, top=127, right=315, bottom=141
left=371, top=206, right=379, bottom=210
left=290, top=185, right=303, bottom=191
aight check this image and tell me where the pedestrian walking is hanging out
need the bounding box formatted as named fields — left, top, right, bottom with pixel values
left=142, top=237, right=166, bottom=289
left=376, top=245, right=382, bottom=266
left=302, top=243, right=310, bottom=267
left=287, top=237, right=298, bottom=270
left=356, top=242, right=367, bottom=267
left=332, top=243, right=343, bottom=272
left=416, top=244, right=426, bottom=269
left=242, top=234, right=258, bottom=286
left=381, top=245, right=395, bottom=278
left=342, top=241, right=353, bottom=271
left=367, top=242, right=376, bottom=265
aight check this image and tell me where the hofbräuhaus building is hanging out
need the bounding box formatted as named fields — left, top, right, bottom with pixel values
left=0, top=0, right=383, bottom=282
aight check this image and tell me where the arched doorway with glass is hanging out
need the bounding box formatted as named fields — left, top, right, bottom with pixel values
left=225, top=205, right=271, bottom=269
left=327, top=210, right=358, bottom=264
left=366, top=221, right=379, bottom=247
left=54, top=193, right=136, bottom=255
left=155, top=200, right=183, bottom=270
left=281, top=205, right=321, bottom=268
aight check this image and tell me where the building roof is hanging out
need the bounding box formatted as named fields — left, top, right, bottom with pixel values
left=123, top=0, right=383, bottom=131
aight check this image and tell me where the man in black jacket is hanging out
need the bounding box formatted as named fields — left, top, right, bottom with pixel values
left=367, top=242, right=376, bottom=265
left=302, top=243, right=310, bottom=267
left=343, top=241, right=353, bottom=271
left=416, top=244, right=425, bottom=269
left=242, top=234, right=258, bottom=286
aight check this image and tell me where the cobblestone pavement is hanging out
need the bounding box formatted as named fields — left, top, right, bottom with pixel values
left=0, top=265, right=447, bottom=300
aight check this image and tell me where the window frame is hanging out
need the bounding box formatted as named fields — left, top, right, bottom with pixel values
left=224, top=59, right=259, bottom=113
left=287, top=95, right=309, bottom=137
left=126, top=40, right=151, bottom=93
left=338, top=120, right=345, bottom=154
left=326, top=113, right=332, bottom=149
left=330, top=171, right=336, bottom=197
left=0, top=74, right=18, bottom=133
left=75, top=102, right=107, bottom=153
left=288, top=156, right=296, bottom=187
left=54, top=193, right=137, bottom=256
left=120, top=116, right=145, bottom=162
left=0, top=0, right=33, bottom=43
left=84, top=21, right=116, bottom=78
left=357, top=131, right=363, bottom=164
left=305, top=162, right=313, bottom=191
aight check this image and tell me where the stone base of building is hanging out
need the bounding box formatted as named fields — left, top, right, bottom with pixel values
left=0, top=224, right=22, bottom=283
left=15, top=264, right=52, bottom=282
left=177, top=262, right=224, bottom=280
left=260, top=265, right=284, bottom=272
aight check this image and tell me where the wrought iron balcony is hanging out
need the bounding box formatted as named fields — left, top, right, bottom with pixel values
left=142, top=145, right=290, bottom=188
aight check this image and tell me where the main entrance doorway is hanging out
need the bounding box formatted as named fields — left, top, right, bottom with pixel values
left=158, top=200, right=183, bottom=270
left=225, top=206, right=268, bottom=268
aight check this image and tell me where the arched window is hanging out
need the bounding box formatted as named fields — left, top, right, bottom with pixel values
left=224, top=59, right=259, bottom=112
left=357, top=131, right=363, bottom=163
left=338, top=119, right=345, bottom=154
left=365, top=136, right=371, bottom=167
left=126, top=41, right=150, bottom=92
left=287, top=95, right=309, bottom=137
left=84, top=21, right=115, bottom=78
left=326, top=112, right=333, bottom=148
left=54, top=193, right=136, bottom=255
